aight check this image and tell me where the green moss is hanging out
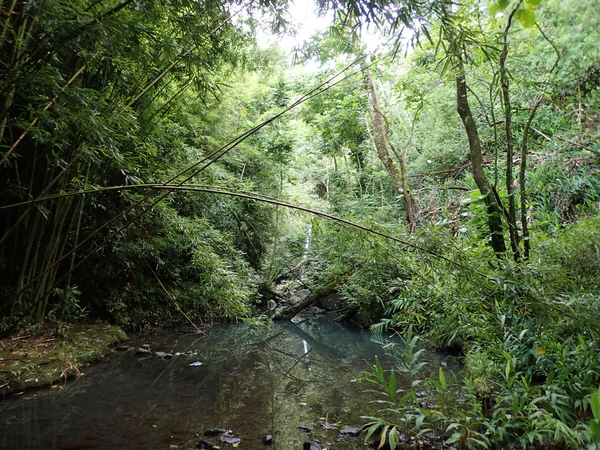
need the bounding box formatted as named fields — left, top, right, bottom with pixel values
left=0, top=323, right=128, bottom=397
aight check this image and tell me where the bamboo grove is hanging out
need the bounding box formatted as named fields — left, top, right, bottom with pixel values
left=0, top=0, right=273, bottom=330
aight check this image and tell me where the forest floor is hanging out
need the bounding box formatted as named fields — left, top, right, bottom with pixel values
left=0, top=323, right=127, bottom=397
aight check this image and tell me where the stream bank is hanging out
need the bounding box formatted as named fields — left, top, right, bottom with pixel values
left=0, top=323, right=127, bottom=397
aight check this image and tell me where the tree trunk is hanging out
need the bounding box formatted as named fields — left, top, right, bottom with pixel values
left=499, top=5, right=522, bottom=261
left=362, top=63, right=416, bottom=231
left=455, top=59, right=507, bottom=255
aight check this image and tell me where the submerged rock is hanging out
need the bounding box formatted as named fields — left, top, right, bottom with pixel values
left=203, top=428, right=227, bottom=436
left=114, top=345, right=134, bottom=352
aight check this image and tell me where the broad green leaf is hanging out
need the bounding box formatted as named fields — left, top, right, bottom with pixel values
left=379, top=424, right=390, bottom=449
left=591, top=393, right=600, bottom=419
left=525, top=0, right=541, bottom=6
left=389, top=370, right=397, bottom=402
left=439, top=367, right=447, bottom=390
left=591, top=419, right=600, bottom=438
left=388, top=427, right=398, bottom=449
left=364, top=422, right=381, bottom=443
left=497, top=0, right=510, bottom=10
left=446, top=432, right=462, bottom=444
left=446, top=423, right=461, bottom=431
left=516, top=7, right=536, bottom=27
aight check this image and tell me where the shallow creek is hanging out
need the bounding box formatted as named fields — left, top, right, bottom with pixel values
left=0, top=317, right=456, bottom=450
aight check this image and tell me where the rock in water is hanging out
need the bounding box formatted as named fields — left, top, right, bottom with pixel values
left=189, top=361, right=203, bottom=367
left=219, top=435, right=241, bottom=446
left=197, top=440, right=214, bottom=449
left=141, top=344, right=151, bottom=350
left=203, top=428, right=227, bottom=436
left=267, top=299, right=277, bottom=310
left=155, top=351, right=173, bottom=359
left=303, top=439, right=323, bottom=450
left=263, top=434, right=273, bottom=445
left=339, top=426, right=360, bottom=437
left=298, top=426, right=312, bottom=433
left=135, top=347, right=152, bottom=356
left=114, top=345, right=134, bottom=352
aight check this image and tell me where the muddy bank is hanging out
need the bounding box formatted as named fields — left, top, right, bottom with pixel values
left=0, top=323, right=127, bottom=397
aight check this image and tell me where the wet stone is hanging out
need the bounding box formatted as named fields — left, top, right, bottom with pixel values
left=135, top=347, right=152, bottom=356
left=155, top=351, right=173, bottom=359
left=303, top=439, right=323, bottom=450
left=197, top=440, right=214, bottom=449
left=203, top=428, right=228, bottom=436
left=299, top=425, right=312, bottom=433
left=141, top=344, right=151, bottom=350
left=339, top=427, right=360, bottom=437
left=114, top=345, right=134, bottom=352
left=219, top=435, right=241, bottom=446
left=263, top=434, right=273, bottom=445
left=320, top=423, right=337, bottom=430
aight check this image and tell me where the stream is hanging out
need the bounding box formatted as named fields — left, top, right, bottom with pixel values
left=0, top=316, right=457, bottom=450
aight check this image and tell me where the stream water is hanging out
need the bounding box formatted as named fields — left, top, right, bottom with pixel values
left=0, top=316, right=456, bottom=450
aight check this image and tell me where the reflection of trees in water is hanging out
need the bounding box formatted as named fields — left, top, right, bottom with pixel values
left=0, top=320, right=407, bottom=450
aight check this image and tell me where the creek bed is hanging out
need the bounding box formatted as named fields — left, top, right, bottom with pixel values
left=0, top=316, right=454, bottom=450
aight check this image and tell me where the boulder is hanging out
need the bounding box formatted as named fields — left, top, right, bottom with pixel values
left=318, top=293, right=342, bottom=311
left=289, top=289, right=311, bottom=304
left=305, top=306, right=326, bottom=315
left=303, top=439, right=323, bottom=450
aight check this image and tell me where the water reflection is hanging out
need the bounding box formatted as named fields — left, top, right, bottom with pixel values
left=0, top=317, right=449, bottom=450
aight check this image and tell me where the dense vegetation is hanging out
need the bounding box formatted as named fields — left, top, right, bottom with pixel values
left=1, top=0, right=599, bottom=447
